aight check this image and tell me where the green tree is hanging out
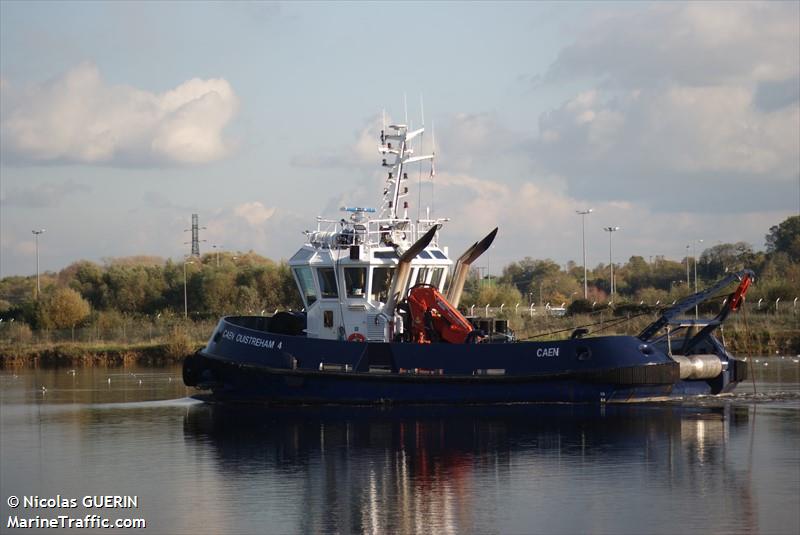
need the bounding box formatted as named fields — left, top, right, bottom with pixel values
left=39, top=287, right=91, bottom=335
left=103, top=264, right=166, bottom=313
left=617, top=255, right=650, bottom=295
left=461, top=282, right=522, bottom=309
left=766, top=215, right=800, bottom=262
left=699, top=242, right=757, bottom=279
left=67, top=261, right=109, bottom=309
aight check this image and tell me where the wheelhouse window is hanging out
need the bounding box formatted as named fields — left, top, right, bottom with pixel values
left=415, top=267, right=430, bottom=286
left=317, top=268, right=339, bottom=299
left=430, top=267, right=445, bottom=288
left=293, top=267, right=317, bottom=307
left=371, top=267, right=395, bottom=302
left=344, top=267, right=367, bottom=298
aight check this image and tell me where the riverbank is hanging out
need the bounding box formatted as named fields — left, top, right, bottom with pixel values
left=1, top=313, right=796, bottom=369
left=0, top=340, right=204, bottom=369
left=511, top=311, right=800, bottom=355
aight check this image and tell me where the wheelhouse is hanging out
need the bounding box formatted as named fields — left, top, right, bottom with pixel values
left=289, top=241, right=451, bottom=341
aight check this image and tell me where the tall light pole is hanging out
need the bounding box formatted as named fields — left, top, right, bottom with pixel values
left=693, top=239, right=703, bottom=318
left=576, top=209, right=593, bottom=299
left=604, top=227, right=620, bottom=299
left=685, top=244, right=691, bottom=287
left=212, top=244, right=222, bottom=268
left=183, top=259, right=195, bottom=319
left=31, top=229, right=46, bottom=298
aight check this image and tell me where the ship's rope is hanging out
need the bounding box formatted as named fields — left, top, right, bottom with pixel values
left=741, top=302, right=757, bottom=394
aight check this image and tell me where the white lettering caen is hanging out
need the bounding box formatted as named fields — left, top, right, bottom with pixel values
left=536, top=347, right=559, bottom=357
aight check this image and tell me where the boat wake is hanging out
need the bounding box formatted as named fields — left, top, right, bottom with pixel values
left=670, top=389, right=800, bottom=407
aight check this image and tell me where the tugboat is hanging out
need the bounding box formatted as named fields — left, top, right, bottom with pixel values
left=184, top=121, right=752, bottom=404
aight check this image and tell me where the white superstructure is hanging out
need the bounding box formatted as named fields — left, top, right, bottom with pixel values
left=289, top=124, right=450, bottom=342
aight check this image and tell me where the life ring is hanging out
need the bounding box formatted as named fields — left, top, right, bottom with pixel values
left=347, top=332, right=366, bottom=342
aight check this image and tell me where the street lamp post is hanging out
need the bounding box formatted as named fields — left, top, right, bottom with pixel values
left=212, top=244, right=223, bottom=268
left=31, top=229, right=46, bottom=299
left=183, top=259, right=195, bottom=319
left=603, top=227, right=620, bottom=299
left=685, top=244, right=691, bottom=287
left=693, top=239, right=703, bottom=318
left=576, top=209, right=593, bottom=299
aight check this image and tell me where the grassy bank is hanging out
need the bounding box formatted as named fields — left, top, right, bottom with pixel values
left=0, top=320, right=213, bottom=369
left=1, top=311, right=796, bottom=370
left=511, top=310, right=799, bottom=356
left=0, top=341, right=206, bottom=369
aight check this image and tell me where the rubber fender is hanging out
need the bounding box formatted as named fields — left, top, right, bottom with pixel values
left=671, top=354, right=723, bottom=380
left=182, top=352, right=203, bottom=386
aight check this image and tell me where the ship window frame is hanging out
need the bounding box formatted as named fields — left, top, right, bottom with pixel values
left=317, top=267, right=339, bottom=299
left=371, top=266, right=395, bottom=303
left=293, top=266, right=318, bottom=308
left=430, top=267, right=445, bottom=289
left=430, top=249, right=448, bottom=260
left=415, top=267, right=430, bottom=286
left=344, top=267, right=367, bottom=299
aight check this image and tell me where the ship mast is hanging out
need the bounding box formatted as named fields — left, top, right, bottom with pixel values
left=378, top=124, right=433, bottom=221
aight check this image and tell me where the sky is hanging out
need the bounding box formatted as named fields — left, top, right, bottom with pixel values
left=1, top=1, right=798, bottom=278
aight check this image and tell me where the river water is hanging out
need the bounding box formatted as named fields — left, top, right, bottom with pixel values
left=1, top=359, right=798, bottom=535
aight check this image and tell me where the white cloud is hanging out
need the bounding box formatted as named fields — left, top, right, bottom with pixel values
left=125, top=198, right=292, bottom=263
left=430, top=171, right=788, bottom=272
left=233, top=201, right=276, bottom=226
left=538, top=85, right=798, bottom=177
left=530, top=1, right=799, bottom=213
left=291, top=114, right=384, bottom=169
left=189, top=202, right=301, bottom=259
left=436, top=112, right=522, bottom=173
left=547, top=2, right=799, bottom=88
left=0, top=62, right=239, bottom=166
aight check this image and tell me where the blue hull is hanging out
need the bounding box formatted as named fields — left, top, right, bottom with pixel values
left=183, top=316, right=746, bottom=404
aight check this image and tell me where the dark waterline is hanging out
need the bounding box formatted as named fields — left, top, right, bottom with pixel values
left=1, top=361, right=799, bottom=535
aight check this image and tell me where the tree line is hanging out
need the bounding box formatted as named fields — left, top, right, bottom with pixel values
left=463, top=216, right=799, bottom=309
left=1, top=216, right=797, bottom=333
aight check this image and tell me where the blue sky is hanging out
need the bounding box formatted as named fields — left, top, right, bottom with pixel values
left=1, top=1, right=798, bottom=277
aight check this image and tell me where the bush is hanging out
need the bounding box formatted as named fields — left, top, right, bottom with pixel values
left=3, top=322, right=33, bottom=344
left=96, top=310, right=126, bottom=337
left=613, top=303, right=653, bottom=316
left=163, top=326, right=195, bottom=360
left=39, top=288, right=91, bottom=330
left=567, top=299, right=594, bottom=315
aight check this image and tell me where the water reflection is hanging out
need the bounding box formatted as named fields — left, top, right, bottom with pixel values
left=0, top=366, right=191, bottom=405
left=1, top=361, right=798, bottom=535
left=183, top=403, right=770, bottom=534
